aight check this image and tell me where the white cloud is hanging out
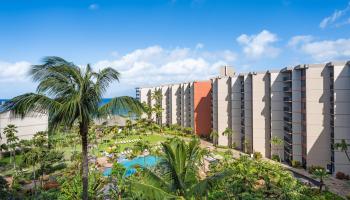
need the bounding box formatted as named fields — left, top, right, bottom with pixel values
left=300, top=38, right=350, bottom=62
left=287, top=35, right=314, bottom=47
left=236, top=30, right=280, bottom=59
left=93, top=45, right=236, bottom=91
left=320, top=2, right=350, bottom=28
left=195, top=43, right=204, bottom=49
left=0, top=61, right=31, bottom=82
left=89, top=4, right=99, bottom=10
left=289, top=36, right=350, bottom=62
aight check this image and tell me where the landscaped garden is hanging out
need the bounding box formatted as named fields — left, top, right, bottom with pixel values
left=0, top=57, right=348, bottom=199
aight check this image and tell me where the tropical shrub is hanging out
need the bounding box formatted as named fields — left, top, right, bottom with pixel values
left=253, top=151, right=262, bottom=160
left=59, top=169, right=106, bottom=200
left=335, top=171, right=350, bottom=180
left=291, top=160, right=301, bottom=168
left=271, top=154, right=280, bottom=161
left=308, top=165, right=325, bottom=174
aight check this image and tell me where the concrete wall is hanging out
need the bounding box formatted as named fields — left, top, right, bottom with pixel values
left=231, top=76, right=243, bottom=149
left=0, top=112, right=48, bottom=143
left=252, top=72, right=271, bottom=157
left=270, top=71, right=285, bottom=160
left=212, top=77, right=232, bottom=146
left=333, top=63, right=350, bottom=174
left=244, top=74, right=253, bottom=153
left=305, top=65, right=331, bottom=168
left=193, top=81, right=212, bottom=136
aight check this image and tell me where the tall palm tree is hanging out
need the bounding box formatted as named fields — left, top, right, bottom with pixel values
left=3, top=57, right=143, bottom=200
left=130, top=138, right=230, bottom=199
left=222, top=128, right=233, bottom=148
left=4, top=124, right=19, bottom=169
left=335, top=139, right=350, bottom=162
left=271, top=136, right=283, bottom=162
left=210, top=130, right=219, bottom=147
left=151, top=90, right=163, bottom=125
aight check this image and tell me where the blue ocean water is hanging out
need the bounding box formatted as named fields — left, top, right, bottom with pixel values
left=0, top=98, right=131, bottom=115
left=103, top=155, right=159, bottom=177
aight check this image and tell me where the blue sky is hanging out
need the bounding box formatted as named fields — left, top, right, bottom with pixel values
left=1, top=0, right=350, bottom=98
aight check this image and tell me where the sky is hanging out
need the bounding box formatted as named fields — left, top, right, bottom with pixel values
left=1, top=0, right=350, bottom=98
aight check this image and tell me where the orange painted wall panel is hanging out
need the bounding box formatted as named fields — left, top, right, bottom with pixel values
left=193, top=81, right=212, bottom=136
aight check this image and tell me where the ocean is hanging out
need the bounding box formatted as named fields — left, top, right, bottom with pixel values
left=0, top=98, right=130, bottom=116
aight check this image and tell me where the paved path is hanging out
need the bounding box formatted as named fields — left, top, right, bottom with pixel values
left=199, top=139, right=350, bottom=199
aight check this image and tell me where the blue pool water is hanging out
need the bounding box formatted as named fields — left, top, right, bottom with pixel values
left=103, top=155, right=159, bottom=177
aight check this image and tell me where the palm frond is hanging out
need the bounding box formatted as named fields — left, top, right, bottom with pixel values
left=98, top=96, right=144, bottom=117
left=2, top=93, right=61, bottom=118
left=188, top=170, right=233, bottom=197
left=129, top=181, right=180, bottom=200
left=141, top=168, right=171, bottom=192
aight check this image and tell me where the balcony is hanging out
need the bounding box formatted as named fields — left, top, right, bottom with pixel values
left=283, top=76, right=292, bottom=82
left=283, top=87, right=292, bottom=92
left=283, top=97, right=292, bottom=102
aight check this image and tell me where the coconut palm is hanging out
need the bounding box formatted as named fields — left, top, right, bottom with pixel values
left=222, top=128, right=233, bottom=148
left=125, top=119, right=133, bottom=135
left=335, top=139, right=350, bottom=162
left=312, top=168, right=328, bottom=193
left=210, top=130, right=219, bottom=147
left=130, top=138, right=231, bottom=199
left=4, top=124, right=19, bottom=169
left=271, top=136, right=283, bottom=162
left=3, top=57, right=143, bottom=200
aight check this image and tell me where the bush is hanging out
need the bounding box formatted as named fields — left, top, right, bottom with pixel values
left=253, top=152, right=262, bottom=160
left=308, top=165, right=324, bottom=174
left=271, top=154, right=280, bottom=161
left=335, top=171, right=350, bottom=180
left=291, top=160, right=301, bottom=168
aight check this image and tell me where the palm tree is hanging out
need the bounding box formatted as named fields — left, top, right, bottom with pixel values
left=335, top=139, right=350, bottom=162
left=3, top=57, right=143, bottom=200
left=130, top=138, right=231, bottom=199
left=312, top=168, right=328, bottom=193
left=142, top=102, right=154, bottom=121
left=151, top=90, right=163, bottom=125
left=4, top=124, right=19, bottom=169
left=222, top=128, right=233, bottom=148
left=125, top=119, right=133, bottom=135
left=23, top=147, right=41, bottom=196
left=210, top=130, right=219, bottom=147
left=271, top=136, right=283, bottom=162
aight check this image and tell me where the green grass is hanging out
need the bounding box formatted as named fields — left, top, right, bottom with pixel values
left=95, top=134, right=168, bottom=155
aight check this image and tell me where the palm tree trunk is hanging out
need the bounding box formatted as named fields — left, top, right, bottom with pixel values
left=319, top=179, right=323, bottom=193
left=13, top=150, right=16, bottom=169
left=80, top=122, right=89, bottom=200
left=33, top=165, right=36, bottom=197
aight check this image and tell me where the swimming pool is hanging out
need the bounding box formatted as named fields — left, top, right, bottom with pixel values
left=103, top=155, right=159, bottom=177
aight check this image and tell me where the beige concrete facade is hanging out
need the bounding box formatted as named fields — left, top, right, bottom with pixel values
left=252, top=72, right=271, bottom=157
left=0, top=111, right=48, bottom=144
left=138, top=62, right=350, bottom=175
left=211, top=76, right=231, bottom=146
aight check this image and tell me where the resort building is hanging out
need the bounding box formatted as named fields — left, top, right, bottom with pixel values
left=137, top=61, right=350, bottom=175
left=0, top=104, right=48, bottom=144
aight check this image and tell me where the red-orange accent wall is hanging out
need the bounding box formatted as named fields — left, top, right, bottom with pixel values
left=193, top=81, right=212, bottom=137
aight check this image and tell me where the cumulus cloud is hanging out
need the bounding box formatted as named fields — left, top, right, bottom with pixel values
left=236, top=30, right=280, bottom=59
left=300, top=38, right=350, bottom=62
left=0, top=61, right=31, bottom=82
left=320, top=2, right=350, bottom=28
left=93, top=45, right=236, bottom=91
left=287, top=35, right=314, bottom=47
left=289, top=35, right=350, bottom=62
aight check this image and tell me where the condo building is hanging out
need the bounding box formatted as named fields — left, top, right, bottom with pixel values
left=137, top=62, right=350, bottom=175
